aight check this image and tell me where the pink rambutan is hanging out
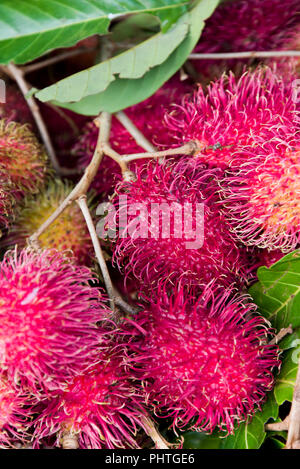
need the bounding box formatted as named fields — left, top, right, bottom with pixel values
left=191, top=0, right=300, bottom=82
left=126, top=287, right=280, bottom=434
left=112, top=159, right=251, bottom=294
left=0, top=248, right=111, bottom=394
left=5, top=179, right=94, bottom=265
left=33, top=342, right=146, bottom=449
left=0, top=119, right=47, bottom=197
left=72, top=76, right=192, bottom=196
left=166, top=67, right=299, bottom=169
left=0, top=375, right=30, bottom=448
left=219, top=146, right=300, bottom=251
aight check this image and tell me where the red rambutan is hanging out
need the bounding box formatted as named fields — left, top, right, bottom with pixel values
left=0, top=84, right=34, bottom=127
left=0, top=375, right=30, bottom=448
left=191, top=0, right=300, bottom=81
left=126, top=287, right=280, bottom=433
left=0, top=119, right=47, bottom=197
left=33, top=341, right=146, bottom=449
left=220, top=146, right=300, bottom=251
left=166, top=67, right=299, bottom=169
left=111, top=159, right=251, bottom=294
left=0, top=248, right=111, bottom=394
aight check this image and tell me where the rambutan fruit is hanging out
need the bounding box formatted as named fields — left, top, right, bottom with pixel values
left=0, top=248, right=111, bottom=394
left=33, top=342, right=146, bottom=449
left=5, top=179, right=94, bottom=265
left=0, top=375, right=30, bottom=448
left=0, top=119, right=47, bottom=197
left=191, top=0, right=300, bottom=82
left=166, top=67, right=299, bottom=169
left=0, top=174, right=14, bottom=236
left=126, top=287, right=280, bottom=434
left=72, top=76, right=192, bottom=196
left=112, top=159, right=251, bottom=294
left=219, top=146, right=300, bottom=251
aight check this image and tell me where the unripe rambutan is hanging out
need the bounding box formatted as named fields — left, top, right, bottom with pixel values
left=0, top=119, right=47, bottom=197
left=5, top=180, right=94, bottom=265
left=33, top=342, right=146, bottom=449
left=72, top=76, right=192, bottom=196
left=220, top=146, right=300, bottom=251
left=191, top=0, right=300, bottom=82
left=112, top=159, right=251, bottom=294
left=0, top=248, right=111, bottom=394
left=166, top=67, right=299, bottom=169
left=126, top=287, right=280, bottom=433
left=0, top=375, right=30, bottom=447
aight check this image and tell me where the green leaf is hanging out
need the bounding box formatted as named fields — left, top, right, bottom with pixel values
left=41, top=0, right=219, bottom=114
left=35, top=13, right=189, bottom=104
left=274, top=334, right=300, bottom=405
left=249, top=249, right=300, bottom=329
left=221, top=393, right=279, bottom=449
left=182, top=431, right=222, bottom=449
left=0, top=0, right=189, bottom=65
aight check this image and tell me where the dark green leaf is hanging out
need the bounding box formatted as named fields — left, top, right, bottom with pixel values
left=274, top=339, right=300, bottom=405
left=42, top=0, right=219, bottom=114
left=0, top=0, right=189, bottom=65
left=249, top=249, right=300, bottom=329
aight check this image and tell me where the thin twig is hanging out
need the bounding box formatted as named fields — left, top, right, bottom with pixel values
left=22, top=47, right=96, bottom=75
left=6, top=63, right=64, bottom=174
left=115, top=111, right=156, bottom=152
left=265, top=416, right=289, bottom=432
left=142, top=416, right=170, bottom=449
left=122, top=141, right=199, bottom=163
left=269, top=325, right=293, bottom=345
left=189, top=50, right=300, bottom=60
left=29, top=113, right=110, bottom=244
left=77, top=196, right=115, bottom=310
left=286, top=356, right=300, bottom=448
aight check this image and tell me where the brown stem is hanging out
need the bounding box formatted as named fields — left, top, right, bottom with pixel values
left=142, top=416, right=169, bottom=449
left=115, top=111, right=156, bottom=152
left=269, top=325, right=293, bottom=345
left=22, top=47, right=96, bottom=74
left=189, top=50, right=300, bottom=60
left=265, top=416, right=289, bottom=432
left=286, top=356, right=300, bottom=448
left=123, top=141, right=199, bottom=163
left=6, top=63, right=64, bottom=174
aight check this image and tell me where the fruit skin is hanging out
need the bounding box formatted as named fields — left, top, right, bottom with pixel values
left=191, top=0, right=300, bottom=82
left=33, top=337, right=146, bottom=449
left=0, top=119, right=47, bottom=197
left=5, top=179, right=94, bottom=265
left=125, top=287, right=280, bottom=434
left=0, top=248, right=111, bottom=395
left=112, top=158, right=252, bottom=295
left=72, top=76, right=192, bottom=197
left=166, top=67, right=299, bottom=170
left=219, top=146, right=300, bottom=251
left=0, top=375, right=31, bottom=448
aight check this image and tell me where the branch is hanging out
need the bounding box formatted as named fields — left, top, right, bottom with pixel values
left=269, top=325, right=293, bottom=345
left=286, top=355, right=300, bottom=449
left=142, top=416, right=170, bottom=449
left=115, top=111, right=156, bottom=152
left=122, top=141, right=199, bottom=163
left=22, top=47, right=96, bottom=75
left=189, top=50, right=300, bottom=60
left=29, top=113, right=110, bottom=244
left=77, top=196, right=116, bottom=311
left=265, top=416, right=289, bottom=432
left=5, top=63, right=65, bottom=175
